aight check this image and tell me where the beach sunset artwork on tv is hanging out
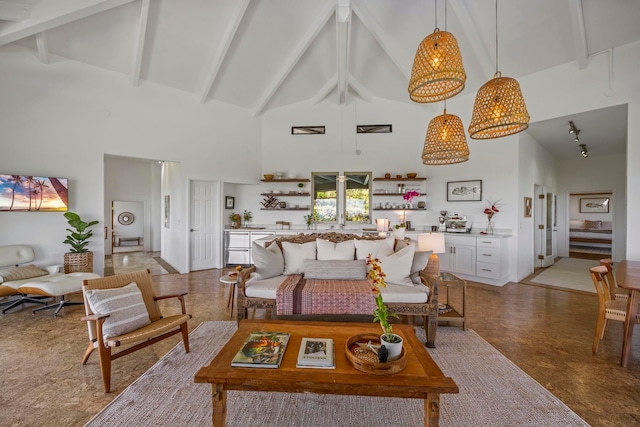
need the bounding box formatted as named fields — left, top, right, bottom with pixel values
left=0, top=175, right=68, bottom=212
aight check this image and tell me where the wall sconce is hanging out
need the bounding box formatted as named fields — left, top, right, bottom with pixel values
left=580, top=144, right=588, bottom=158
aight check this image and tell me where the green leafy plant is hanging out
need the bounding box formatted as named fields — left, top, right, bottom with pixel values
left=366, top=254, right=400, bottom=343
left=243, top=210, right=253, bottom=222
left=63, top=212, right=98, bottom=253
left=394, top=223, right=406, bottom=229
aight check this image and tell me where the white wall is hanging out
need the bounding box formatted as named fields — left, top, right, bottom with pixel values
left=0, top=44, right=261, bottom=275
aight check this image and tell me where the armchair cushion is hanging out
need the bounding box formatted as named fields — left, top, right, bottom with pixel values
left=84, top=282, right=151, bottom=339
left=0, top=264, right=48, bottom=284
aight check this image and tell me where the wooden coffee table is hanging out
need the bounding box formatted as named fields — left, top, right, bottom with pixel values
left=194, top=320, right=458, bottom=426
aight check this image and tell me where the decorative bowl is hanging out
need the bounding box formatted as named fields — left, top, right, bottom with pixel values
left=396, top=174, right=402, bottom=179
left=263, top=174, right=274, bottom=180
left=406, top=173, right=417, bottom=178
left=275, top=172, right=285, bottom=179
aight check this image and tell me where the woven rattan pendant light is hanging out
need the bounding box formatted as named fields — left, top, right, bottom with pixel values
left=422, top=108, right=469, bottom=165
left=408, top=0, right=466, bottom=103
left=468, top=0, right=529, bottom=139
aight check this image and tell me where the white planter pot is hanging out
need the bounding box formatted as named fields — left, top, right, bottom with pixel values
left=380, top=333, right=403, bottom=361
left=393, top=227, right=406, bottom=240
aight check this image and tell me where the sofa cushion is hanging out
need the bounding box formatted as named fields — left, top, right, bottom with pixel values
left=245, top=274, right=287, bottom=299
left=569, top=219, right=584, bottom=229
left=316, top=238, right=355, bottom=260
left=379, top=282, right=429, bottom=303
left=376, top=245, right=415, bottom=286
left=354, top=237, right=394, bottom=260
left=84, top=282, right=151, bottom=339
left=304, top=259, right=367, bottom=280
left=0, top=264, right=48, bottom=284
left=282, top=241, right=317, bottom=275
left=252, top=242, right=284, bottom=280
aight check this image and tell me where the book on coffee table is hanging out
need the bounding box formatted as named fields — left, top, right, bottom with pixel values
left=296, top=337, right=335, bottom=369
left=231, top=331, right=290, bottom=368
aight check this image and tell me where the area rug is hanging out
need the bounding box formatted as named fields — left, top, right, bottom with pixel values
left=85, top=322, right=588, bottom=427
left=527, top=257, right=600, bottom=293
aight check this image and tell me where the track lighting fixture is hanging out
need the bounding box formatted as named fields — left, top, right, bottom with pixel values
left=580, top=144, right=588, bottom=158
left=569, top=121, right=580, bottom=139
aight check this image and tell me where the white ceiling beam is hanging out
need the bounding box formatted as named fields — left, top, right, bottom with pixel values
left=448, top=0, right=494, bottom=80
left=252, top=1, right=335, bottom=117
left=0, top=1, right=30, bottom=21
left=311, top=73, right=337, bottom=105
left=347, top=73, right=372, bottom=103
left=197, top=0, right=250, bottom=104
left=35, top=32, right=49, bottom=64
left=568, top=0, right=589, bottom=69
left=336, top=0, right=351, bottom=105
left=0, top=0, right=137, bottom=46
left=131, top=0, right=150, bottom=87
left=351, top=0, right=410, bottom=82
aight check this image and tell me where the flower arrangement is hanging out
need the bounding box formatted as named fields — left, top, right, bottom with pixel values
left=366, top=254, right=400, bottom=343
left=402, top=190, right=420, bottom=203
left=304, top=213, right=318, bottom=229
left=243, top=210, right=253, bottom=222
left=229, top=212, right=241, bottom=228
left=483, top=199, right=501, bottom=221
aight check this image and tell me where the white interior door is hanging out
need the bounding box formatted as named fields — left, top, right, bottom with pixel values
left=535, top=185, right=556, bottom=268
left=190, top=180, right=220, bottom=271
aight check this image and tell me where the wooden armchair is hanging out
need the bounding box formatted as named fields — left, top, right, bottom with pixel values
left=81, top=269, right=191, bottom=392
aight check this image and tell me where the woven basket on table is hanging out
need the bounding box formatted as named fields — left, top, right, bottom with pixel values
left=64, top=252, right=94, bottom=274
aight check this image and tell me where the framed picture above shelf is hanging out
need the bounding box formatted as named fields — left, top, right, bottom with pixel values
left=260, top=193, right=310, bottom=197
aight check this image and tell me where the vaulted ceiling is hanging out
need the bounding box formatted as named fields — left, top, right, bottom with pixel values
left=2, top=0, right=638, bottom=158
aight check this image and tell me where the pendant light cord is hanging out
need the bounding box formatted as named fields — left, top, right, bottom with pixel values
left=495, top=0, right=499, bottom=75
left=434, top=0, right=438, bottom=29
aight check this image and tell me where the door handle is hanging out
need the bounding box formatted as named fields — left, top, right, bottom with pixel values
left=190, top=229, right=198, bottom=232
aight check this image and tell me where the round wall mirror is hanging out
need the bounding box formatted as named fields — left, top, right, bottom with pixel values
left=118, top=212, right=134, bottom=225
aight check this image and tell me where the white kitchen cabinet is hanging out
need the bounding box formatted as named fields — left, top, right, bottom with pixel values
left=441, top=235, right=477, bottom=276
left=476, top=237, right=507, bottom=280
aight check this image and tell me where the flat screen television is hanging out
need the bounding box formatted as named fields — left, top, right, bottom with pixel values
left=0, top=175, right=68, bottom=212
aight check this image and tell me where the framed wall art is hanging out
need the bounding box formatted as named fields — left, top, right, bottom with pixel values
left=446, top=180, right=482, bottom=201
left=580, top=197, right=609, bottom=213
left=0, top=174, right=68, bottom=211
left=225, top=196, right=235, bottom=209
left=524, top=197, right=532, bottom=218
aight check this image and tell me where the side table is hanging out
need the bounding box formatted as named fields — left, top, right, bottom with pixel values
left=434, top=272, right=467, bottom=330
left=219, top=274, right=238, bottom=319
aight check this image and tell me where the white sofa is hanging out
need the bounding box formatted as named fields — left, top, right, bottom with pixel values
left=0, top=245, right=99, bottom=315
left=236, top=232, right=441, bottom=347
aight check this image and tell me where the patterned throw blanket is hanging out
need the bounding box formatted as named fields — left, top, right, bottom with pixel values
left=276, top=275, right=376, bottom=315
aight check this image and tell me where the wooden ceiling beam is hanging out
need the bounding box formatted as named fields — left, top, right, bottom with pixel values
left=252, top=1, right=335, bottom=117
left=197, top=0, right=250, bottom=103
left=336, top=0, right=351, bottom=105
left=311, top=73, right=337, bottom=105
left=568, top=0, right=589, bottom=69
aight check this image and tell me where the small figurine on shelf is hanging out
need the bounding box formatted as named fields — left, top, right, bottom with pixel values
left=243, top=210, right=253, bottom=227
left=229, top=212, right=241, bottom=228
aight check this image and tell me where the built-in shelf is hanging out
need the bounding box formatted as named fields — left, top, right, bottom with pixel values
left=261, top=178, right=310, bottom=182
left=372, top=192, right=427, bottom=196
left=373, top=177, right=426, bottom=181
left=260, top=208, right=310, bottom=211
left=260, top=192, right=310, bottom=197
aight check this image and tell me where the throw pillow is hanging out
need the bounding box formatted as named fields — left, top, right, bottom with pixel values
left=316, top=238, right=355, bottom=260
left=282, top=241, right=317, bottom=275
left=411, top=250, right=433, bottom=284
left=569, top=219, right=584, bottom=229
left=84, top=282, right=151, bottom=339
left=0, top=264, right=48, bottom=283
left=252, top=242, right=284, bottom=280
left=584, top=220, right=602, bottom=230
left=304, top=259, right=367, bottom=280
left=376, top=245, right=415, bottom=286
left=354, top=237, right=394, bottom=260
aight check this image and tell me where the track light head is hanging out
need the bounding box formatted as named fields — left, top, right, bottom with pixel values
left=580, top=144, right=588, bottom=158
left=569, top=121, right=575, bottom=134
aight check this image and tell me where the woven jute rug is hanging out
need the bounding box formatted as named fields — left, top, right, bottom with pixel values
left=85, top=322, right=588, bottom=427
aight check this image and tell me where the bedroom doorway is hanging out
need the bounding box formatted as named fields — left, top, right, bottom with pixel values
left=534, top=185, right=556, bottom=268
left=568, top=192, right=613, bottom=260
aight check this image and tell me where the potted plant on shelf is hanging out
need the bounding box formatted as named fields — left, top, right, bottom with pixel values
left=367, top=254, right=402, bottom=362
left=229, top=212, right=241, bottom=228
left=62, top=211, right=99, bottom=273
left=243, top=210, right=253, bottom=227
left=297, top=182, right=304, bottom=194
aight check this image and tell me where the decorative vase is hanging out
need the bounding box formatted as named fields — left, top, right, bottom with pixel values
left=486, top=219, right=494, bottom=235
left=393, top=227, right=406, bottom=240
left=380, top=334, right=403, bottom=361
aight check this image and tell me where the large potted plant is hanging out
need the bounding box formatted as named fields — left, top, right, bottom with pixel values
left=63, top=211, right=99, bottom=273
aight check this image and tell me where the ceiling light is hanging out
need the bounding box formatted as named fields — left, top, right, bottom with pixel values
left=468, top=0, right=529, bottom=139
left=580, top=144, right=588, bottom=158
left=422, top=108, right=470, bottom=165
left=408, top=0, right=466, bottom=103
left=568, top=121, right=581, bottom=141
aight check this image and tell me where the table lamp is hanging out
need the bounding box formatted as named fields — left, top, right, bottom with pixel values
left=376, top=218, right=390, bottom=237
left=418, top=232, right=446, bottom=277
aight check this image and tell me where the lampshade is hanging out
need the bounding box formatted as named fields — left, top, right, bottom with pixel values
left=468, top=72, right=530, bottom=139
left=422, top=109, right=470, bottom=165
left=418, top=233, right=445, bottom=253
left=408, top=29, right=466, bottom=103
left=376, top=218, right=390, bottom=236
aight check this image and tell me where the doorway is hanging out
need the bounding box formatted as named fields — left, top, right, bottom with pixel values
left=534, top=185, right=556, bottom=268
left=190, top=180, right=222, bottom=271
left=112, top=200, right=145, bottom=253
left=567, top=192, right=613, bottom=260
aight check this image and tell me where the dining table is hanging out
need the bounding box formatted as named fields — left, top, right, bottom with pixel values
left=615, top=260, right=640, bottom=367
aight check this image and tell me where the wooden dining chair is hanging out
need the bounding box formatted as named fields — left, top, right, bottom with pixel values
left=589, top=266, right=640, bottom=353
left=599, top=258, right=629, bottom=301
